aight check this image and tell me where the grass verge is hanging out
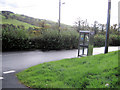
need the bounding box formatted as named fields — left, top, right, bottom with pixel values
left=16, top=50, right=119, bottom=88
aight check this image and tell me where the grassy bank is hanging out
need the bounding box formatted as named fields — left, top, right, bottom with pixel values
left=16, top=50, right=119, bottom=88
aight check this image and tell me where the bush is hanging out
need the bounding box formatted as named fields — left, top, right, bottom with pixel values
left=2, top=24, right=30, bottom=51
left=30, top=29, right=79, bottom=50
left=94, top=34, right=120, bottom=47
left=94, top=34, right=105, bottom=47
left=109, top=35, right=120, bottom=46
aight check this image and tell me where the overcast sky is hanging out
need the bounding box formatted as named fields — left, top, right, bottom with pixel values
left=0, top=0, right=120, bottom=26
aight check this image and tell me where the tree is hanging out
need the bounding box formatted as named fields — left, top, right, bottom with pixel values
left=39, top=20, right=51, bottom=30
left=39, top=20, right=46, bottom=30
left=75, top=18, right=90, bottom=32
left=102, top=24, right=106, bottom=32
left=94, top=21, right=99, bottom=35
left=113, top=24, right=117, bottom=31
left=98, top=24, right=106, bottom=32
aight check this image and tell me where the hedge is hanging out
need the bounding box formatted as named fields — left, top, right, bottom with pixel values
left=2, top=24, right=120, bottom=51
left=94, top=34, right=120, bottom=47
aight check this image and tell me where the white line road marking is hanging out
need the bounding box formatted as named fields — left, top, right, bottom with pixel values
left=0, top=77, right=4, bottom=80
left=3, top=70, right=15, bottom=74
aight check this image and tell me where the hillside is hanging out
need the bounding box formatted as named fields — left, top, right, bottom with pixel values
left=1, top=11, right=37, bottom=29
left=1, top=18, right=37, bottom=29
left=0, top=11, right=72, bottom=29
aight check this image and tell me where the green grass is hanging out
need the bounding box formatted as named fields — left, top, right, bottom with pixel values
left=1, top=18, right=37, bottom=29
left=16, top=50, right=119, bottom=88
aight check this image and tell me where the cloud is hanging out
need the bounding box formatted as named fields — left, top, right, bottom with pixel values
left=0, top=0, right=19, bottom=8
left=0, top=0, right=6, bottom=5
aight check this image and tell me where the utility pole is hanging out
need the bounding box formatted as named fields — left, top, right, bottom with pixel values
left=118, top=1, right=120, bottom=32
left=58, top=0, right=65, bottom=32
left=58, top=0, right=61, bottom=32
left=94, top=21, right=97, bottom=35
left=104, top=0, right=111, bottom=54
left=78, top=21, right=81, bottom=30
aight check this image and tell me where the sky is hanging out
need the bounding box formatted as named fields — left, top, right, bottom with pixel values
left=0, top=0, right=120, bottom=26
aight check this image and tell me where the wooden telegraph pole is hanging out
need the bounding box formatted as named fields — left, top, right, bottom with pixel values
left=104, top=0, right=111, bottom=54
left=118, top=1, right=120, bottom=31
left=58, top=0, right=61, bottom=32
left=58, top=0, right=65, bottom=32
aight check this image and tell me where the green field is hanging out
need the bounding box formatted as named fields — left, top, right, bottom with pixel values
left=16, top=50, right=119, bottom=88
left=1, top=18, right=36, bottom=29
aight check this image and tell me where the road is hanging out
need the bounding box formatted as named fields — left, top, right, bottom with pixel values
left=1, top=46, right=119, bottom=89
